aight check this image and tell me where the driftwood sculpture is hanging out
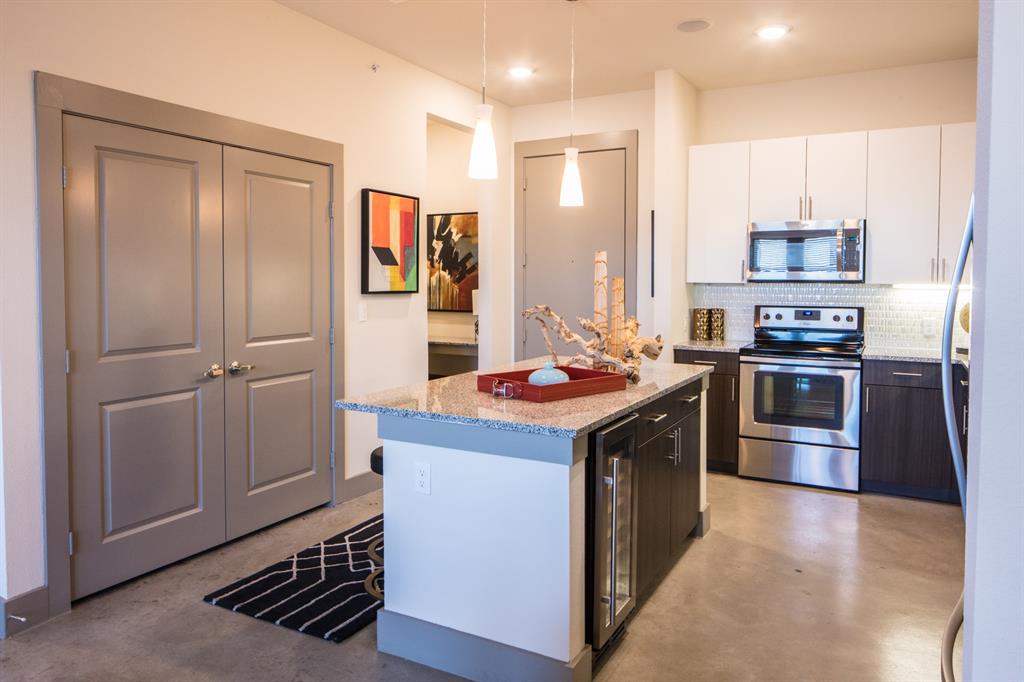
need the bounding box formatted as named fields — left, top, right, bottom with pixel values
left=521, top=305, right=662, bottom=384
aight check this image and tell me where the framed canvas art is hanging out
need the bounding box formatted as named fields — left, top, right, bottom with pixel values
left=361, top=188, right=420, bottom=294
left=427, top=212, right=479, bottom=312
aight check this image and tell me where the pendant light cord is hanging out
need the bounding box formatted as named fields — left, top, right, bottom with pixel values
left=481, top=0, right=487, bottom=104
left=569, top=1, right=575, bottom=146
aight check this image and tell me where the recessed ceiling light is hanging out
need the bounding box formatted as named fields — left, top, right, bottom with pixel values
left=756, top=24, right=791, bottom=40
left=507, top=66, right=535, bottom=79
left=677, top=19, right=711, bottom=33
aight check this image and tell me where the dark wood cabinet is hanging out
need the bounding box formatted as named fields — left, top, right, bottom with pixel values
left=674, top=349, right=739, bottom=473
left=635, top=383, right=703, bottom=598
left=861, top=360, right=968, bottom=504
left=669, top=407, right=701, bottom=554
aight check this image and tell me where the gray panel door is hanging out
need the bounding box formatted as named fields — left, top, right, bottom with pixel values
left=521, top=149, right=628, bottom=359
left=64, top=115, right=226, bottom=599
left=223, top=147, right=332, bottom=539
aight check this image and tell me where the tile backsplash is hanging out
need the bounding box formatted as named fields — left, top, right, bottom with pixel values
left=690, top=283, right=971, bottom=350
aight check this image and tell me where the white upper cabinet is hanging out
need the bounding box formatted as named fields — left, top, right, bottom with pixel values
left=866, top=126, right=941, bottom=284
left=805, top=131, right=868, bottom=220
left=686, top=141, right=750, bottom=283
left=749, top=137, right=806, bottom=222
left=938, top=122, right=976, bottom=283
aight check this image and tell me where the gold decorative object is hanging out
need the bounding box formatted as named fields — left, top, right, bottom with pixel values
left=522, top=251, right=663, bottom=384
left=709, top=308, right=726, bottom=341
left=959, top=302, right=971, bottom=333
left=692, top=308, right=710, bottom=341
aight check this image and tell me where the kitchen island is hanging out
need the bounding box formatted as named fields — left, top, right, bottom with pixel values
left=335, top=358, right=712, bottom=681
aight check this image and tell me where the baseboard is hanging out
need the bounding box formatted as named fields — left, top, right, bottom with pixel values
left=334, top=470, right=380, bottom=506
left=691, top=504, right=712, bottom=538
left=377, top=609, right=592, bottom=682
left=0, top=586, right=50, bottom=639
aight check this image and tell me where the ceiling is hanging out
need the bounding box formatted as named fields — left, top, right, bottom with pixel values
left=278, top=0, right=978, bottom=107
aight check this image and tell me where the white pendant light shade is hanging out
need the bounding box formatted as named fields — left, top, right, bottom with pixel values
left=468, top=103, right=498, bottom=180
left=559, top=147, right=584, bottom=207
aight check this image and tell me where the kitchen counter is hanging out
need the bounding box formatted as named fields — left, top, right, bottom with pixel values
left=673, top=339, right=746, bottom=353
left=338, top=357, right=711, bottom=440
left=335, top=360, right=711, bottom=681
left=427, top=336, right=478, bottom=347
left=863, top=346, right=970, bottom=368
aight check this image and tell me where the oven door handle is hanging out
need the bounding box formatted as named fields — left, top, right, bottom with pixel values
left=741, top=355, right=862, bottom=370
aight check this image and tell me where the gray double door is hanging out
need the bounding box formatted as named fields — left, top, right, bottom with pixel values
left=63, top=115, right=332, bottom=599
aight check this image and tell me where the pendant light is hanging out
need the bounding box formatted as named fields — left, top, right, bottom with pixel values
left=468, top=0, right=498, bottom=179
left=559, top=0, right=583, bottom=206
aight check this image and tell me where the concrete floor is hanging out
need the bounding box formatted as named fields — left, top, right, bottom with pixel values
left=0, top=474, right=964, bottom=682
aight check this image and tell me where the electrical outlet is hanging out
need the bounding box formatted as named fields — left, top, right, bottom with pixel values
left=358, top=302, right=368, bottom=322
left=414, top=461, right=430, bottom=495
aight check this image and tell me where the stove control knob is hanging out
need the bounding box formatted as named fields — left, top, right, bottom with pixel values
left=833, top=315, right=841, bottom=322
left=775, top=314, right=783, bottom=320
left=846, top=315, right=854, bottom=322
left=763, top=313, right=770, bottom=320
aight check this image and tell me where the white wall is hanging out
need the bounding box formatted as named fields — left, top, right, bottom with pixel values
left=698, top=58, right=977, bottom=144
left=425, top=118, right=477, bottom=342
left=511, top=89, right=656, bottom=332
left=653, top=70, right=698, bottom=348
left=964, top=2, right=1024, bottom=679
left=0, top=0, right=512, bottom=599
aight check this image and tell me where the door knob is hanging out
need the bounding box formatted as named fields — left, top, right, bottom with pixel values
left=228, top=361, right=255, bottom=375
left=203, top=363, right=225, bottom=379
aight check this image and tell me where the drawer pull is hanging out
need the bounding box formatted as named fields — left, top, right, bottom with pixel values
left=693, top=360, right=717, bottom=366
left=646, top=413, right=668, bottom=423
left=892, top=371, right=924, bottom=377
left=960, top=379, right=969, bottom=387
left=679, top=395, right=699, bottom=404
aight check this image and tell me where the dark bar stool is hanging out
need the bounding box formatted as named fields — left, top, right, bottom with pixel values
left=370, top=445, right=384, bottom=476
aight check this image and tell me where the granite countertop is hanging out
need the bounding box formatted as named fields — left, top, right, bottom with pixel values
left=863, top=346, right=970, bottom=368
left=428, top=337, right=478, bottom=347
left=673, top=339, right=747, bottom=353
left=336, top=358, right=712, bottom=439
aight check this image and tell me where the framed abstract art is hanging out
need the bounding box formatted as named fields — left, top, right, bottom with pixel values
left=426, top=212, right=479, bottom=312
left=361, top=188, right=420, bottom=294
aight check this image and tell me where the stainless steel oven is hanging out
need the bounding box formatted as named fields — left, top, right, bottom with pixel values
left=746, top=219, right=865, bottom=282
left=738, top=306, right=864, bottom=492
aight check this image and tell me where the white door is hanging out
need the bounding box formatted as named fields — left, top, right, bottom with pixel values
left=749, top=137, right=806, bottom=222
left=938, top=122, right=976, bottom=284
left=686, top=142, right=750, bottom=283
left=806, top=131, right=868, bottom=220
left=866, top=126, right=941, bottom=284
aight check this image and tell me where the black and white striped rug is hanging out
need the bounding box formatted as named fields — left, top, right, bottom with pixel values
left=204, top=514, right=384, bottom=643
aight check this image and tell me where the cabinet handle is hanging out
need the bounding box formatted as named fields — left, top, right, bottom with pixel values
left=692, top=360, right=717, bottom=366
left=646, top=413, right=668, bottom=423
left=808, top=195, right=813, bottom=220
left=931, top=257, right=937, bottom=282
left=892, top=371, right=923, bottom=377
left=679, top=394, right=699, bottom=404
left=960, top=379, right=969, bottom=387
left=942, top=257, right=948, bottom=281
left=962, top=405, right=968, bottom=436
left=740, top=259, right=746, bottom=281
left=865, top=386, right=870, bottom=413
left=731, top=376, right=736, bottom=402
left=799, top=196, right=804, bottom=220
left=665, top=430, right=679, bottom=464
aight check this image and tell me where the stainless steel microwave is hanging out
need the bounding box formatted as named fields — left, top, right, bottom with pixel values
left=746, top=219, right=865, bottom=282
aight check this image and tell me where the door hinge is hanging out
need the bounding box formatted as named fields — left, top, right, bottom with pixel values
left=328, top=326, right=335, bottom=345
left=328, top=200, right=334, bottom=219
left=68, top=531, right=75, bottom=556
left=62, top=166, right=68, bottom=189
left=329, top=448, right=336, bottom=471
left=65, top=349, right=72, bottom=374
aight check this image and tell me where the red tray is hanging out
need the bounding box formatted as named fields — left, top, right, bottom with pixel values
left=477, top=365, right=627, bottom=403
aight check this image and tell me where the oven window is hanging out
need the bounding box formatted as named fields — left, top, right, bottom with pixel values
left=753, top=371, right=844, bottom=430
left=750, top=234, right=838, bottom=273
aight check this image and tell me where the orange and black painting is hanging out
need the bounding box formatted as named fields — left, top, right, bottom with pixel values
left=361, top=188, right=419, bottom=294
left=427, top=212, right=478, bottom=312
